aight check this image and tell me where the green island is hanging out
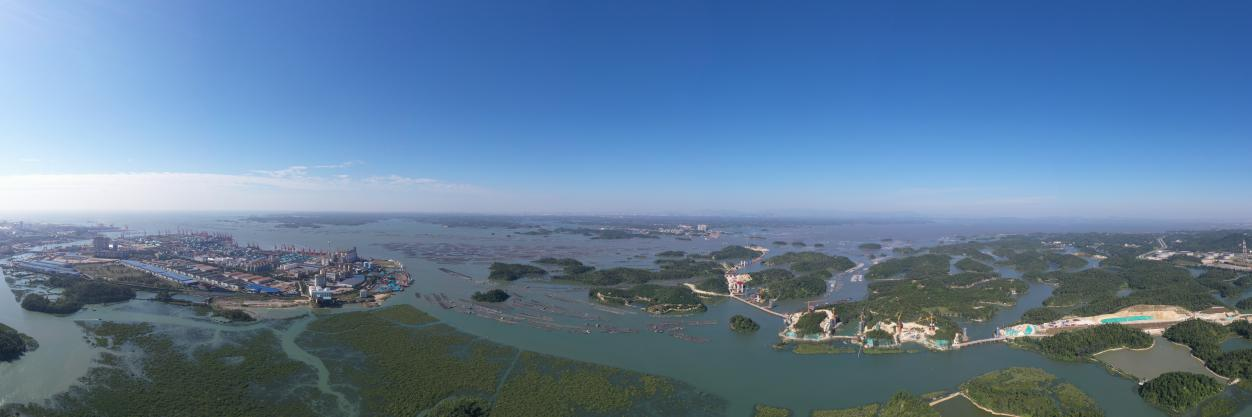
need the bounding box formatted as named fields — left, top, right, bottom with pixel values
left=210, top=306, right=256, bottom=322
left=826, top=264, right=1026, bottom=346
left=1023, top=261, right=1224, bottom=321
left=297, top=305, right=725, bottom=417
left=961, top=367, right=1103, bottom=417
left=487, top=262, right=547, bottom=281
left=998, top=249, right=1087, bottom=274
left=892, top=247, right=919, bottom=256
left=547, top=256, right=723, bottom=286
left=762, top=272, right=830, bottom=300
left=858, top=243, right=883, bottom=251
left=954, top=257, right=993, bottom=273
left=753, top=404, right=792, bottom=417
left=589, top=284, right=706, bottom=314
left=1011, top=324, right=1152, bottom=361
left=709, top=245, right=766, bottom=260
left=744, top=252, right=854, bottom=300
left=808, top=392, right=937, bottom=417
left=764, top=251, right=855, bottom=274
left=656, top=250, right=687, bottom=257
left=866, top=254, right=951, bottom=280
left=730, top=314, right=760, bottom=332
left=471, top=288, right=510, bottom=303
left=928, top=242, right=996, bottom=263
left=1137, top=372, right=1226, bottom=415
left=534, top=257, right=596, bottom=274
left=20, top=279, right=136, bottom=314
left=0, top=322, right=37, bottom=362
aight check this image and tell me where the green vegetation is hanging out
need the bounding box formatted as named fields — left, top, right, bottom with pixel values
left=792, top=343, right=857, bottom=355
left=295, top=305, right=725, bottom=417
left=1020, top=307, right=1067, bottom=324
left=1032, top=261, right=1224, bottom=317
left=1208, top=350, right=1252, bottom=380
left=552, top=257, right=724, bottom=286
left=21, top=279, right=138, bottom=315
left=534, top=258, right=594, bottom=274
left=997, top=249, right=1087, bottom=274
left=426, top=397, right=490, bottom=417
left=892, top=247, right=919, bottom=256
left=1197, top=269, right=1252, bottom=299
left=6, top=322, right=321, bottom=417
left=864, top=329, right=893, bottom=345
left=0, top=322, right=36, bottom=362
left=1237, top=297, right=1252, bottom=311
left=928, top=242, right=996, bottom=263
left=1036, top=269, right=1124, bottom=307
left=750, top=252, right=852, bottom=300
left=762, top=273, right=828, bottom=300
left=471, top=289, right=510, bottom=303
left=709, top=245, right=766, bottom=260
left=793, top=312, right=826, bottom=336
left=830, top=271, right=1026, bottom=329
left=20, top=294, right=82, bottom=314
left=749, top=268, right=796, bottom=284
left=866, top=254, right=951, bottom=280
left=1160, top=319, right=1252, bottom=381
left=488, top=262, right=547, bottom=281
left=589, top=284, right=706, bottom=314
left=1164, top=319, right=1229, bottom=363
left=695, top=277, right=729, bottom=294
left=858, top=243, right=883, bottom=251
left=961, top=367, right=1104, bottom=417
left=211, top=307, right=255, bottom=322
left=764, top=252, right=855, bottom=274
left=810, top=392, right=937, bottom=417
left=730, top=314, right=760, bottom=332
left=954, top=258, right=993, bottom=273
left=493, top=351, right=723, bottom=417
left=1014, top=324, right=1151, bottom=361
left=1138, top=372, right=1225, bottom=415
left=656, top=250, right=686, bottom=257
left=753, top=404, right=791, bottom=417
left=1197, top=396, right=1238, bottom=417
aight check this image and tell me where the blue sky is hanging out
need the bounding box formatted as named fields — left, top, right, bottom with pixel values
left=1, top=0, right=1250, bottom=219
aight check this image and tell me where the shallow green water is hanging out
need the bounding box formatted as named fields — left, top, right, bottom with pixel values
left=1095, top=337, right=1226, bottom=383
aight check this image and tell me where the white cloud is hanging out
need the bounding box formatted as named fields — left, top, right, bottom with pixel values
left=314, top=161, right=363, bottom=169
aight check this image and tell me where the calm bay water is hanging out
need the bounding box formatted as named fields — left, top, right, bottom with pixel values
left=0, top=214, right=1241, bottom=416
